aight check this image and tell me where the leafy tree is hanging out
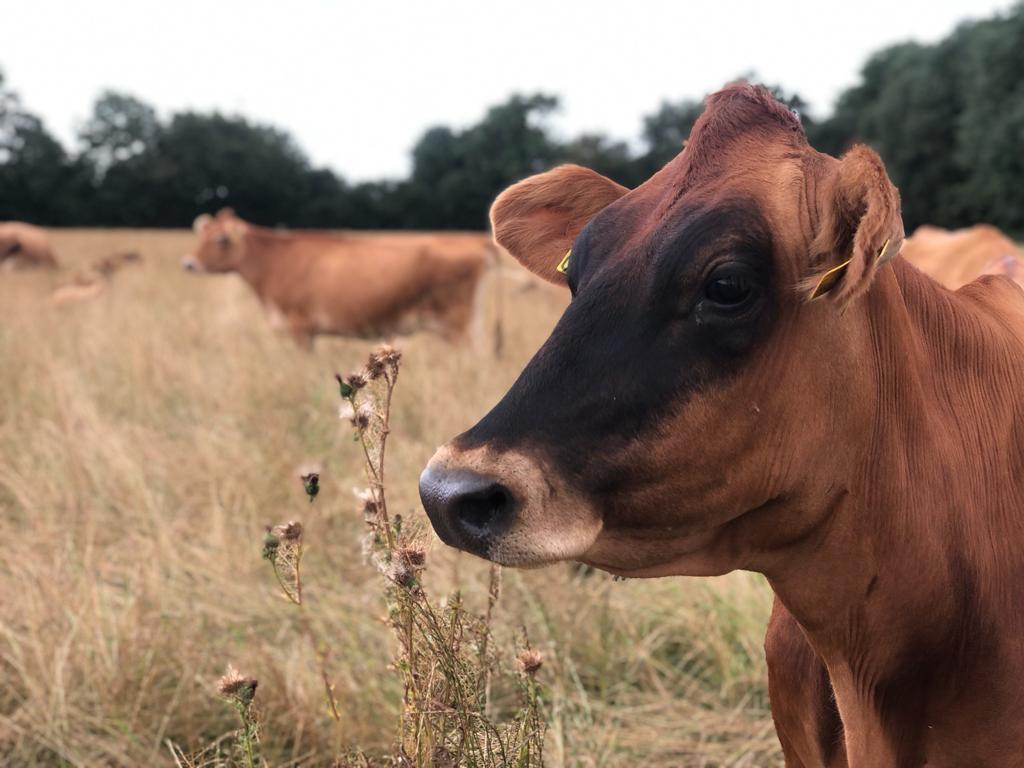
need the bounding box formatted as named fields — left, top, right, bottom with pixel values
left=0, top=69, right=71, bottom=222
left=78, top=91, right=160, bottom=179
left=951, top=6, right=1024, bottom=232
left=405, top=94, right=560, bottom=229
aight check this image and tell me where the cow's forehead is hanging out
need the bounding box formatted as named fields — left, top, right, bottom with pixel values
left=578, top=138, right=811, bottom=279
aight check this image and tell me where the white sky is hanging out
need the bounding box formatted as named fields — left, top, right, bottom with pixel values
left=4, top=0, right=1014, bottom=181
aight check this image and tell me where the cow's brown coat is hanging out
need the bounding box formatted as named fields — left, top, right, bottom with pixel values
left=902, top=223, right=1024, bottom=290
left=0, top=222, right=58, bottom=270
left=185, top=209, right=489, bottom=348
left=422, top=83, right=1024, bottom=766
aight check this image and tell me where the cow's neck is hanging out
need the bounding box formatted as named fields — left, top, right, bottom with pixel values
left=235, top=231, right=286, bottom=295
left=765, top=260, right=1024, bottom=759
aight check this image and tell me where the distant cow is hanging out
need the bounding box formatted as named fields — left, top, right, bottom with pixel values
left=420, top=83, right=1024, bottom=765
left=49, top=250, right=144, bottom=306
left=0, top=222, right=58, bottom=270
left=183, top=209, right=490, bottom=349
left=902, top=224, right=1024, bottom=289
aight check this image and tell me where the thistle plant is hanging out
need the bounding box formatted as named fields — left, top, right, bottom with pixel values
left=338, top=344, right=546, bottom=766
left=216, top=665, right=261, bottom=768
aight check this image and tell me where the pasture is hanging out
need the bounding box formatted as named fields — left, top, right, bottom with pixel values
left=0, top=230, right=780, bottom=767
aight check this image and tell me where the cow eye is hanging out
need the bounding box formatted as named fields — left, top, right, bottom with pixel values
left=704, top=266, right=754, bottom=309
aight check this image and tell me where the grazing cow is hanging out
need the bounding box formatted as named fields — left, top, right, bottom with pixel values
left=419, top=83, right=1024, bottom=766
left=0, top=222, right=58, bottom=270
left=183, top=209, right=490, bottom=349
left=902, top=223, right=1024, bottom=290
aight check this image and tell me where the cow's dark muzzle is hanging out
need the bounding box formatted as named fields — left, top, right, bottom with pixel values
left=418, top=466, right=518, bottom=556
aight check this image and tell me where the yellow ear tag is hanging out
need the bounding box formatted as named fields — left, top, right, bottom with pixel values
left=808, top=239, right=893, bottom=300
left=875, top=238, right=892, bottom=266
left=556, top=249, right=571, bottom=275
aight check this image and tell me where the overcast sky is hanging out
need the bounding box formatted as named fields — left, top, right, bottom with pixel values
left=4, top=0, right=1014, bottom=180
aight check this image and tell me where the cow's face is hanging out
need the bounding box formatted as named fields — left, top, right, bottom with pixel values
left=183, top=209, right=248, bottom=273
left=420, top=84, right=904, bottom=578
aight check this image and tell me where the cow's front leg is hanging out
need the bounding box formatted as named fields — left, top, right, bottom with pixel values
left=765, top=597, right=847, bottom=767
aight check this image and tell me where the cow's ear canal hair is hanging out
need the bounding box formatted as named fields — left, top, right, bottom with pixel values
left=489, top=164, right=629, bottom=287
left=804, top=145, right=904, bottom=304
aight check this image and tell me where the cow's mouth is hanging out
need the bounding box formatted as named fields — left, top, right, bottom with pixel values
left=419, top=444, right=603, bottom=567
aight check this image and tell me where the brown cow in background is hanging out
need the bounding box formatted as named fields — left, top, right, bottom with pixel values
left=183, top=209, right=490, bottom=349
left=0, top=222, right=58, bottom=270
left=902, top=223, right=1024, bottom=289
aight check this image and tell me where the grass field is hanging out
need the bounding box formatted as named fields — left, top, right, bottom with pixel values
left=0, top=230, right=782, bottom=767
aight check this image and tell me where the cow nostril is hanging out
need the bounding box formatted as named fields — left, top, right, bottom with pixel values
left=419, top=466, right=517, bottom=551
left=451, top=484, right=513, bottom=535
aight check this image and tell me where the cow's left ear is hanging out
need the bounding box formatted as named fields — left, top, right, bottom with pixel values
left=490, top=164, right=629, bottom=286
left=807, top=145, right=904, bottom=303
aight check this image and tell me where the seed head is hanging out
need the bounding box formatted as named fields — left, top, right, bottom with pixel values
left=300, top=472, right=319, bottom=502
left=386, top=556, right=416, bottom=588
left=345, top=371, right=368, bottom=391
left=339, top=402, right=372, bottom=431
left=217, top=664, right=258, bottom=705
left=516, top=648, right=544, bottom=676
left=367, top=344, right=401, bottom=378
left=354, top=487, right=379, bottom=522
left=275, top=520, right=304, bottom=542
left=352, top=404, right=372, bottom=430
left=397, top=544, right=427, bottom=568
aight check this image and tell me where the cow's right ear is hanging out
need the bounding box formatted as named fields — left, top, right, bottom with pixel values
left=193, top=214, right=212, bottom=234
left=490, top=164, right=629, bottom=286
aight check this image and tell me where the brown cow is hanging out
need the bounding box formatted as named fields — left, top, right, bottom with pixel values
left=0, top=222, right=58, bottom=269
left=902, top=223, right=1024, bottom=290
left=49, top=251, right=143, bottom=306
left=419, top=83, right=1024, bottom=766
left=183, top=209, right=490, bottom=349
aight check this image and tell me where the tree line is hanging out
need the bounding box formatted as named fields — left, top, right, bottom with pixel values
left=1, top=3, right=1021, bottom=234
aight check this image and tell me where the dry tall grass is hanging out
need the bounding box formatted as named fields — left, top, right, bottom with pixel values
left=0, top=230, right=782, bottom=767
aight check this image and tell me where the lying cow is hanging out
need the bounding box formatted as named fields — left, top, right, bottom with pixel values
left=183, top=209, right=489, bottom=349
left=902, top=223, right=1024, bottom=290
left=50, top=251, right=144, bottom=306
left=420, top=83, right=1024, bottom=766
left=0, top=222, right=58, bottom=270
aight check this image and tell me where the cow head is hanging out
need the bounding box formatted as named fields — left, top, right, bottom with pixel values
left=182, top=208, right=249, bottom=273
left=419, top=83, right=904, bottom=578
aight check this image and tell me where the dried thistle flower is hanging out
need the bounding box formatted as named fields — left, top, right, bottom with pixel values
left=367, top=344, right=401, bottom=379
left=354, top=487, right=379, bottom=522
left=300, top=472, right=319, bottom=503
left=516, top=648, right=544, bottom=676
left=397, top=544, right=427, bottom=568
left=345, top=371, right=368, bottom=391
left=275, top=520, right=304, bottom=542
left=338, top=402, right=372, bottom=430
left=352, top=404, right=372, bottom=430
left=386, top=556, right=416, bottom=588
left=217, top=664, right=258, bottom=705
